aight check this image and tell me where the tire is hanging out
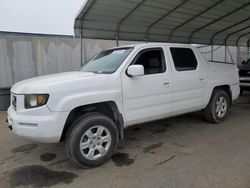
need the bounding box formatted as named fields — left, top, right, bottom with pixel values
left=203, top=90, right=230, bottom=123
left=65, top=112, right=119, bottom=168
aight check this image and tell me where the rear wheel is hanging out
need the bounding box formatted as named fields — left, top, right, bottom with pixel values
left=65, top=113, right=119, bottom=168
left=203, top=90, right=230, bottom=123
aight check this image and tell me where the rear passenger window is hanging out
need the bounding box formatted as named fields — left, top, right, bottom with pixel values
left=170, top=48, right=198, bottom=71
left=133, top=49, right=166, bottom=75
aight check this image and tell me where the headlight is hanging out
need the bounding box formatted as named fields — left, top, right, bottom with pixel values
left=24, top=94, right=49, bottom=109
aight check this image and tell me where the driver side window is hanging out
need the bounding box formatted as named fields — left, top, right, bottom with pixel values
left=133, top=48, right=166, bottom=75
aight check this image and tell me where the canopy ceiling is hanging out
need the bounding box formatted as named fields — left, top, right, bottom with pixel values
left=74, top=0, right=250, bottom=46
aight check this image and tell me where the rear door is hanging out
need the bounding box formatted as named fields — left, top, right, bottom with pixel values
left=168, top=47, right=207, bottom=114
left=121, top=47, right=172, bottom=126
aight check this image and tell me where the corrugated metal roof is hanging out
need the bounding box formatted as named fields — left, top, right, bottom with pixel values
left=74, top=0, right=250, bottom=46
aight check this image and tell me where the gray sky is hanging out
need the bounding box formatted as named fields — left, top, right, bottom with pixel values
left=0, top=0, right=86, bottom=35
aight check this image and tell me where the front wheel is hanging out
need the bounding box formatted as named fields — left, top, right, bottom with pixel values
left=65, top=113, right=119, bottom=168
left=203, top=90, right=230, bottom=123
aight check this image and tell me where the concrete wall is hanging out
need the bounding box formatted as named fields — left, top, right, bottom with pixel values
left=0, top=35, right=116, bottom=88
left=0, top=35, right=80, bottom=87
left=197, top=45, right=238, bottom=64
left=0, top=34, right=243, bottom=88
left=237, top=47, right=250, bottom=63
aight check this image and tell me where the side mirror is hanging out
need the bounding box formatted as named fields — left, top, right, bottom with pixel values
left=127, top=65, right=144, bottom=77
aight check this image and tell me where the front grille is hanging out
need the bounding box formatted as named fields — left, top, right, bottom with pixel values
left=12, top=95, right=17, bottom=110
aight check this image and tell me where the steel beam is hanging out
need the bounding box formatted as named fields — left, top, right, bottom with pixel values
left=188, top=2, right=250, bottom=43
left=116, top=0, right=146, bottom=41
left=79, top=0, right=97, bottom=38
left=236, top=32, right=250, bottom=46
left=144, top=0, right=188, bottom=41
left=77, top=0, right=97, bottom=64
left=210, top=17, right=250, bottom=45
left=168, top=0, right=225, bottom=42
left=224, top=26, right=250, bottom=46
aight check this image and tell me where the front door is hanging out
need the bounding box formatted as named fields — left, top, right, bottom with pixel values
left=121, top=48, right=172, bottom=126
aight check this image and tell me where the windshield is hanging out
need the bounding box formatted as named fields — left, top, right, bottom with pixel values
left=81, top=47, right=134, bottom=74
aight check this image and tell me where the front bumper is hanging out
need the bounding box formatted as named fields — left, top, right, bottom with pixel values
left=7, top=106, right=69, bottom=143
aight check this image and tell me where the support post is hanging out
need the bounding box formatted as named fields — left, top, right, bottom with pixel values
left=224, top=45, right=227, bottom=62
left=116, top=36, right=119, bottom=47
left=247, top=39, right=250, bottom=60
left=80, top=32, right=83, bottom=66
left=237, top=45, right=241, bottom=65
left=211, top=45, right=214, bottom=61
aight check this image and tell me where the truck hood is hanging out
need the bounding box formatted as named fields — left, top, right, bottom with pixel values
left=11, top=71, right=103, bottom=94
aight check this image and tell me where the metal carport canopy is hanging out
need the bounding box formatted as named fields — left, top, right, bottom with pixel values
left=74, top=0, right=250, bottom=46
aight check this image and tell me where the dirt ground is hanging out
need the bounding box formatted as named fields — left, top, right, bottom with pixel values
left=0, top=92, right=250, bottom=188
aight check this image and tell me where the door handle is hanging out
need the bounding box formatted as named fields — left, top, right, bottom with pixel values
left=199, top=76, right=206, bottom=81
left=163, top=82, right=170, bottom=86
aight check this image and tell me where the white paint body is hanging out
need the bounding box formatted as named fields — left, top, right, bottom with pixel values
left=7, top=43, right=240, bottom=143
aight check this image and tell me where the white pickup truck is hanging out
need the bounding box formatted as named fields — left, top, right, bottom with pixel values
left=7, top=43, right=240, bottom=167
